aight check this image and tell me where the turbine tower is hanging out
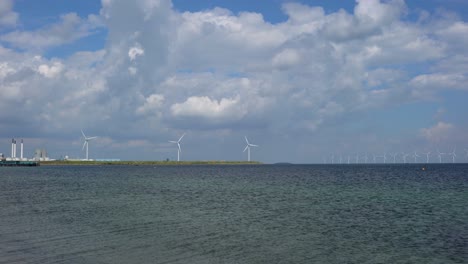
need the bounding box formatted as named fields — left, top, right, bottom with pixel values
left=413, top=151, right=420, bottom=163
left=243, top=136, right=258, bottom=162
left=437, top=149, right=444, bottom=163
left=402, top=152, right=409, bottom=164
left=422, top=151, right=431, bottom=163
left=363, top=153, right=369, bottom=164
left=169, top=133, right=185, bottom=162
left=81, top=130, right=97, bottom=161
left=448, top=148, right=456, bottom=163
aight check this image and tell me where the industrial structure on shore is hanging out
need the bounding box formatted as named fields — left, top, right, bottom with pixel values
left=0, top=138, right=40, bottom=166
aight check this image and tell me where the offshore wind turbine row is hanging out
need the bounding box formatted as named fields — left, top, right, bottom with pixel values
left=325, top=148, right=464, bottom=164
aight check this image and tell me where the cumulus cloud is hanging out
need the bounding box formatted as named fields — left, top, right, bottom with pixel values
left=272, top=49, right=301, bottom=70
left=0, top=0, right=18, bottom=27
left=128, top=45, right=144, bottom=61
left=136, top=94, right=165, bottom=115
left=171, top=96, right=246, bottom=122
left=37, top=62, right=64, bottom=78
left=420, top=122, right=454, bottom=143
left=354, top=0, right=405, bottom=25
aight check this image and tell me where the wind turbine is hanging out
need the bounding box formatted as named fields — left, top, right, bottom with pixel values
left=448, top=148, right=456, bottom=163
left=422, top=151, right=431, bottom=163
left=169, top=133, right=185, bottom=161
left=401, top=152, right=409, bottom=164
left=81, top=130, right=97, bottom=161
left=437, top=149, right=444, bottom=163
left=389, top=153, right=398, bottom=163
left=413, top=151, right=420, bottom=163
left=363, top=153, right=369, bottom=164
left=243, top=136, right=258, bottom=162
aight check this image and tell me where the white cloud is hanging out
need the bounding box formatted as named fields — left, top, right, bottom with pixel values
left=354, top=0, right=405, bottom=25
left=37, top=62, right=64, bottom=78
left=0, top=62, right=15, bottom=78
left=136, top=93, right=164, bottom=115
left=0, top=0, right=18, bottom=27
left=171, top=96, right=245, bottom=121
left=272, top=49, right=301, bottom=70
left=410, top=73, right=468, bottom=94
left=128, top=45, right=144, bottom=61
left=420, top=122, right=454, bottom=143
left=0, top=13, right=103, bottom=50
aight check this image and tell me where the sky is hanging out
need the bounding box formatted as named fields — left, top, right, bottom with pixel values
left=1, top=0, right=468, bottom=163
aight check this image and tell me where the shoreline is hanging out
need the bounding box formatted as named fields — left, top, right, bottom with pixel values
left=39, top=160, right=263, bottom=166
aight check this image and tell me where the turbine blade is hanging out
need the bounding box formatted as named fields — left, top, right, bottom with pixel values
left=169, top=141, right=177, bottom=143
left=178, top=143, right=181, bottom=152
left=243, top=145, right=248, bottom=152
left=250, top=144, right=259, bottom=147
left=81, top=129, right=86, bottom=138
left=82, top=141, right=87, bottom=150
left=87, top=136, right=97, bottom=140
left=178, top=133, right=185, bottom=143
left=245, top=136, right=249, bottom=145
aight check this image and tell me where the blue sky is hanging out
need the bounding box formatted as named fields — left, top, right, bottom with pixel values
left=0, top=0, right=467, bottom=163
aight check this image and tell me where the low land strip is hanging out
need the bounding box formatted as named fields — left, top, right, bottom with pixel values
left=40, top=160, right=262, bottom=166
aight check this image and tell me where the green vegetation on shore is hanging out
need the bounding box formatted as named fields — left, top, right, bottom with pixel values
left=40, top=160, right=262, bottom=166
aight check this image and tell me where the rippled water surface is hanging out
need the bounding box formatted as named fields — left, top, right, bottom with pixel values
left=1, top=164, right=467, bottom=263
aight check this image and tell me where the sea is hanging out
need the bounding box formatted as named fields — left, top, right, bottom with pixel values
left=0, top=164, right=467, bottom=264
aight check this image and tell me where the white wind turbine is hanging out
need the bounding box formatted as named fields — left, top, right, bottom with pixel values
left=437, top=149, right=444, bottom=163
left=448, top=148, right=456, bottom=163
left=413, top=151, right=420, bottom=163
left=363, top=153, right=369, bottom=164
left=169, top=133, right=185, bottom=162
left=389, top=153, right=398, bottom=163
left=81, top=130, right=97, bottom=161
left=401, top=152, right=409, bottom=164
left=422, top=151, right=431, bottom=163
left=243, top=136, right=258, bottom=162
